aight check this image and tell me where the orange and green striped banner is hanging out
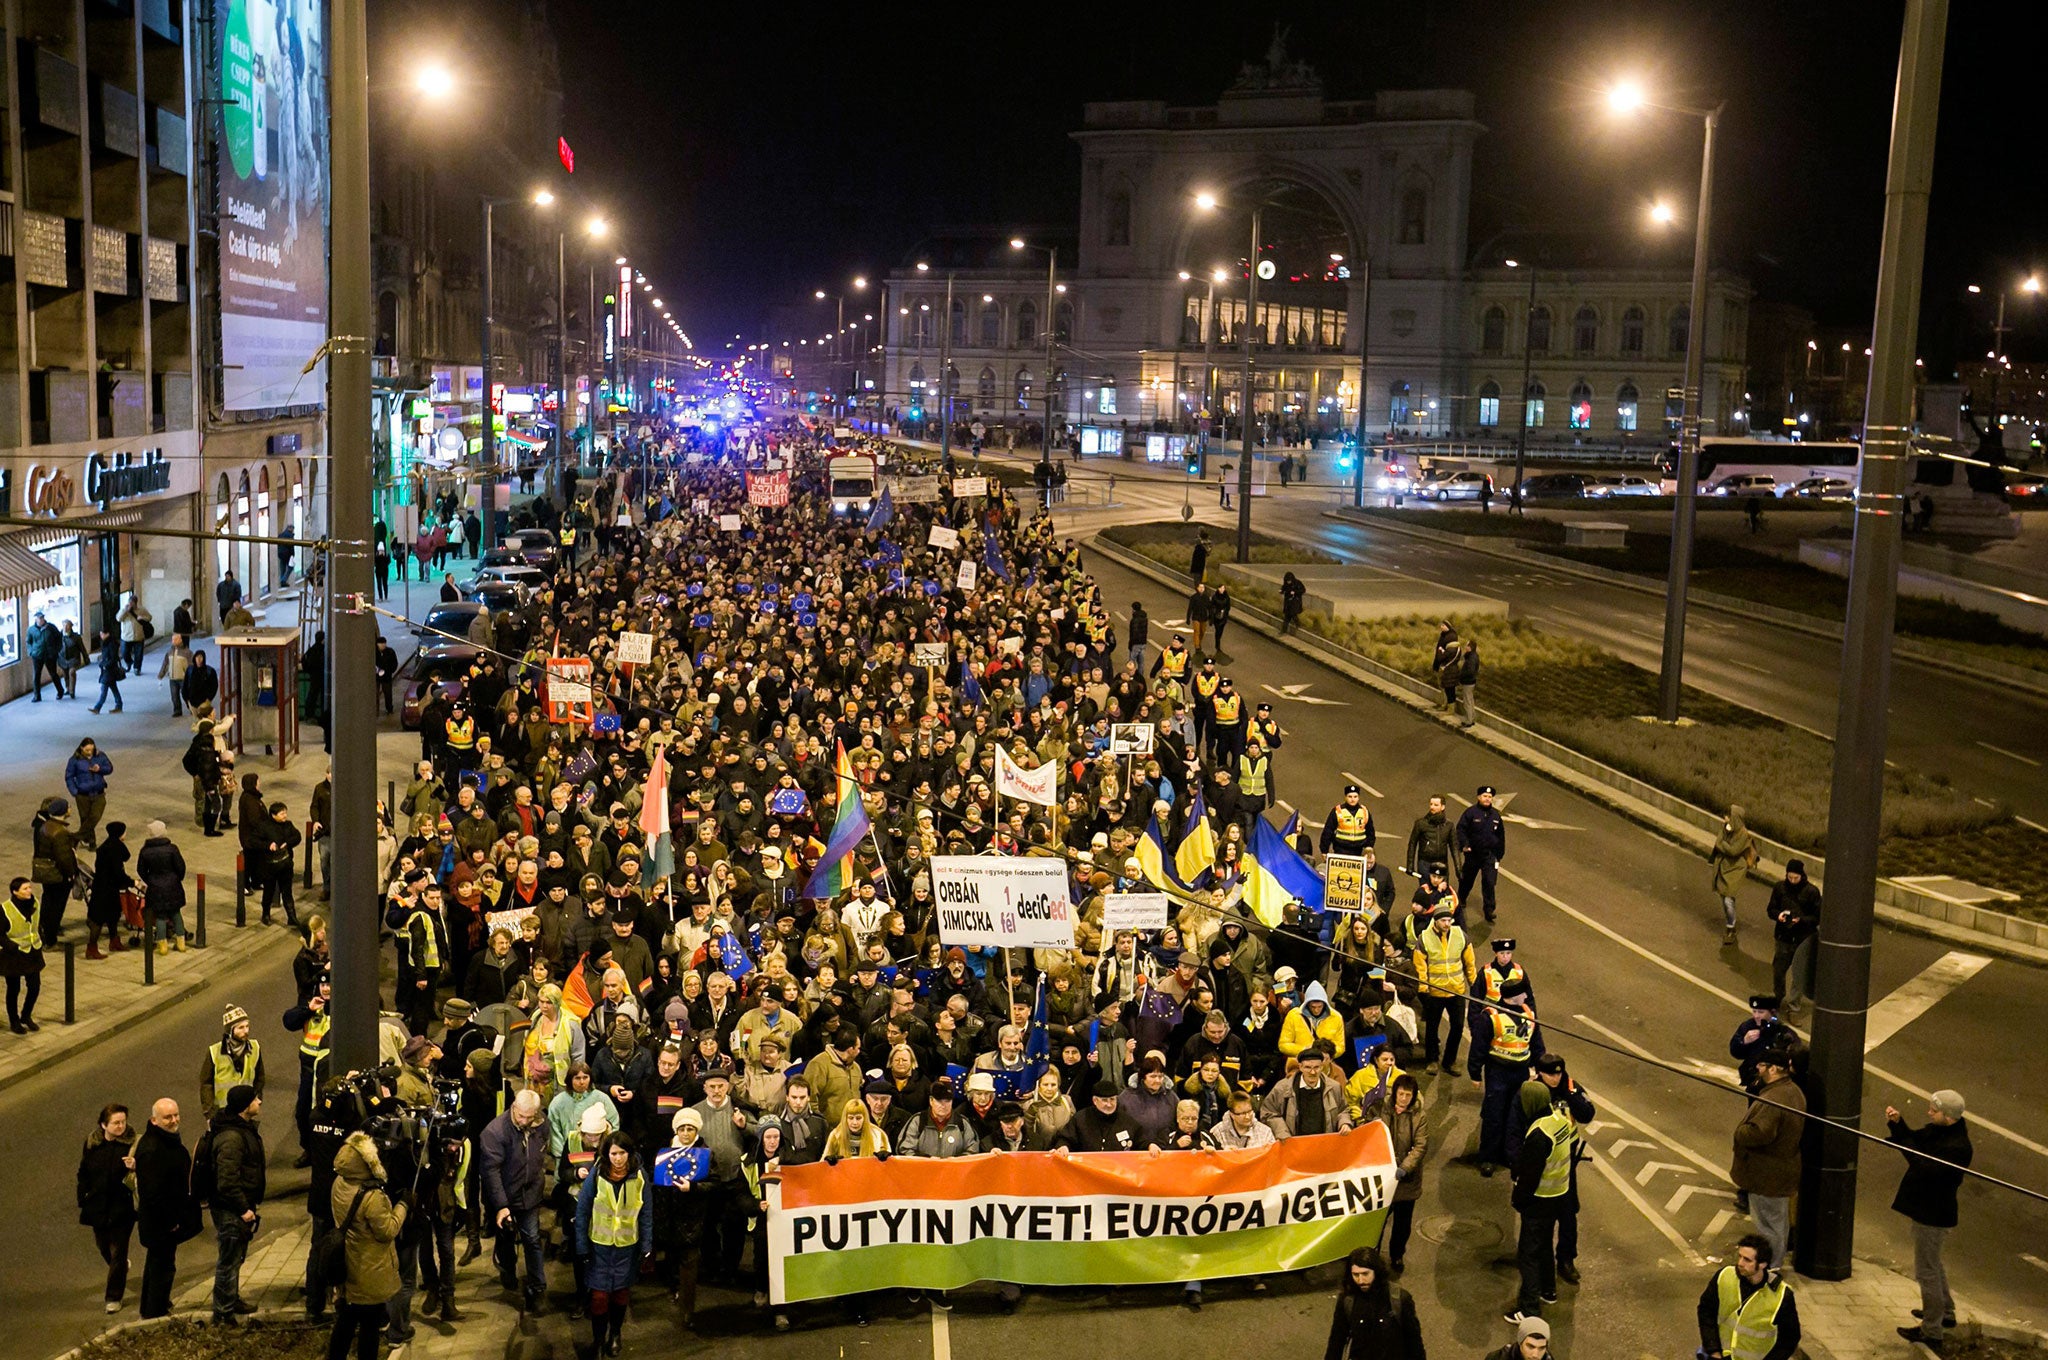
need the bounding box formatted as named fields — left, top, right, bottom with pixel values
left=766, top=1123, right=1397, bottom=1303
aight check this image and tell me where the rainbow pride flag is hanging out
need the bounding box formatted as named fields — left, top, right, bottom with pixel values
left=802, top=741, right=872, bottom=900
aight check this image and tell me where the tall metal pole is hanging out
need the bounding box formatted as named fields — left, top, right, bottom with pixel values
left=1512, top=261, right=1538, bottom=512
left=939, top=273, right=955, bottom=466
left=1655, top=105, right=1721, bottom=721
left=554, top=230, right=566, bottom=504
left=1237, top=206, right=1260, bottom=562
left=1201, top=278, right=1216, bottom=472
left=326, top=0, right=378, bottom=1076
left=1800, top=0, right=1948, bottom=1282
left=1351, top=257, right=1373, bottom=506
left=478, top=200, right=498, bottom=549
left=1041, top=249, right=1056, bottom=506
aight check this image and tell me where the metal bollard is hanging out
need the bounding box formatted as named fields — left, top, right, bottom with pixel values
left=63, top=940, right=76, bottom=1023
left=143, top=931, right=155, bottom=985
left=303, top=822, right=315, bottom=890
left=236, top=854, right=247, bottom=926
left=195, top=874, right=208, bottom=948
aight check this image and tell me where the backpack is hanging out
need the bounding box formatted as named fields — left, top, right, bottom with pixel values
left=182, top=741, right=203, bottom=777
left=189, top=1125, right=218, bottom=1205
left=313, top=1187, right=370, bottom=1283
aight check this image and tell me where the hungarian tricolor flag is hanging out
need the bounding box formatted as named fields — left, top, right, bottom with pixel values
left=640, top=744, right=674, bottom=890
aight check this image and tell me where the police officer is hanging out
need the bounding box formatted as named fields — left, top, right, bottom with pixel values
left=1473, top=937, right=1535, bottom=1013
left=1209, top=677, right=1246, bottom=767
left=1189, top=660, right=1222, bottom=760
left=1236, top=736, right=1270, bottom=824
left=282, top=976, right=332, bottom=1164
left=1728, top=995, right=1802, bottom=1094
left=1249, top=703, right=1283, bottom=797
left=1150, top=636, right=1192, bottom=687
left=1320, top=785, right=1376, bottom=859
left=1456, top=785, right=1507, bottom=924
left=399, top=887, right=449, bottom=1038
left=1469, top=988, right=1541, bottom=1175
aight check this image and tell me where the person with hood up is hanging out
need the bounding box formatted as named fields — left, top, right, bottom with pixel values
left=573, top=1129, right=652, bottom=1357
left=1766, top=861, right=1823, bottom=1015
left=1279, top=981, right=1347, bottom=1070
left=328, top=1129, right=408, bottom=1360
left=1710, top=806, right=1759, bottom=945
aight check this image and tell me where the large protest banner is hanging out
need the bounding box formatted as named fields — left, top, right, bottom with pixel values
left=929, top=854, right=1074, bottom=950
left=767, top=1122, right=1397, bottom=1303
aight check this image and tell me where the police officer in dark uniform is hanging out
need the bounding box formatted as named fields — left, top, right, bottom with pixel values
left=1729, top=995, right=1804, bottom=1093
left=1320, top=784, right=1376, bottom=858
left=1456, top=785, right=1508, bottom=924
left=1249, top=703, right=1283, bottom=798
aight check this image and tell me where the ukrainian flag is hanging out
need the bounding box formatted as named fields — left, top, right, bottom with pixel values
left=1174, top=794, right=1219, bottom=889
left=1241, top=814, right=1327, bottom=927
left=1137, top=811, right=1185, bottom=892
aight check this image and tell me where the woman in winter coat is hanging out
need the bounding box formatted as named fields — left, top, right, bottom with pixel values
left=75, top=1102, right=137, bottom=1313
left=84, top=821, right=134, bottom=959
left=329, top=1130, right=407, bottom=1360
left=463, top=927, right=520, bottom=1008
left=236, top=772, right=266, bottom=874
left=64, top=739, right=113, bottom=847
left=1375, top=1075, right=1427, bottom=1273
left=31, top=797, right=80, bottom=948
left=654, top=1111, right=711, bottom=1326
left=134, top=821, right=187, bottom=953
left=574, top=1130, right=653, bottom=1356
left=1323, top=1247, right=1425, bottom=1360
left=1709, top=805, right=1759, bottom=945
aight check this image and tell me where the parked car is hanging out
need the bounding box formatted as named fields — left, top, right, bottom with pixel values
left=505, top=530, right=561, bottom=573
left=470, top=563, right=548, bottom=593
left=419, top=601, right=488, bottom=647
left=1783, top=476, right=1854, bottom=501
left=1426, top=471, right=1495, bottom=502
left=1706, top=473, right=1780, bottom=497
left=401, top=645, right=482, bottom=729
left=1517, top=472, right=1591, bottom=500
left=1585, top=474, right=1662, bottom=497
left=477, top=545, right=528, bottom=573
left=463, top=578, right=527, bottom=614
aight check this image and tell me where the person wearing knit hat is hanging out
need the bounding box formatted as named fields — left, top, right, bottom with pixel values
left=200, top=1005, right=264, bottom=1118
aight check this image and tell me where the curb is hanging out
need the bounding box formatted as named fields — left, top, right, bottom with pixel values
left=0, top=927, right=297, bottom=1097
left=1321, top=507, right=2048, bottom=702
left=50, top=1309, right=323, bottom=1360
left=1087, top=533, right=2048, bottom=967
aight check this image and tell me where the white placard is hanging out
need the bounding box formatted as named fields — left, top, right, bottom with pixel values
left=956, top=558, right=978, bottom=591
left=719, top=514, right=742, bottom=532
left=550, top=680, right=593, bottom=705
left=1108, top=722, right=1155, bottom=756
left=693, top=497, right=711, bottom=514
left=617, top=632, right=654, bottom=666
left=952, top=476, right=989, bottom=498
left=1101, top=892, right=1170, bottom=932
left=893, top=475, right=941, bottom=503
left=930, top=855, right=1076, bottom=951
left=913, top=642, right=948, bottom=668
left=928, top=525, right=961, bottom=551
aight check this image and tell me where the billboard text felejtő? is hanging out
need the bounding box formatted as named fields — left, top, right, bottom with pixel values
left=216, top=0, right=328, bottom=412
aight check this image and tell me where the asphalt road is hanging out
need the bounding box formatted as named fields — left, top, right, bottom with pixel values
left=1077, top=463, right=2048, bottom=830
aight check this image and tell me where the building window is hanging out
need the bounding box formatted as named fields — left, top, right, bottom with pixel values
left=1399, top=185, right=1427, bottom=245
left=908, top=362, right=926, bottom=391
left=1388, top=381, right=1411, bottom=426
left=913, top=300, right=933, bottom=346
left=1665, top=391, right=1684, bottom=434
left=949, top=299, right=967, bottom=347
left=977, top=366, right=997, bottom=406
left=1669, top=305, right=1690, bottom=357
left=1527, top=306, right=1551, bottom=356
left=1620, top=306, right=1645, bottom=355
left=1477, top=380, right=1501, bottom=427
left=1182, top=307, right=1201, bottom=345
left=1097, top=379, right=1117, bottom=415
left=1525, top=380, right=1547, bottom=428
left=1016, top=300, right=1037, bottom=346
left=1616, top=383, right=1640, bottom=431
left=1481, top=306, right=1506, bottom=355
left=1016, top=369, right=1033, bottom=408
left=1573, top=306, right=1598, bottom=356
left=1569, top=381, right=1593, bottom=430
left=1105, top=188, right=1132, bottom=247
left=980, top=301, right=1002, bottom=348
left=1054, top=301, right=1074, bottom=343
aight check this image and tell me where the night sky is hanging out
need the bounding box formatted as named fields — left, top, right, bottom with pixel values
left=546, top=0, right=2043, bottom=373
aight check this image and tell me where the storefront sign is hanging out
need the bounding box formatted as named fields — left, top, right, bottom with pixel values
left=24, top=465, right=77, bottom=517
left=268, top=432, right=302, bottom=455
left=86, top=448, right=172, bottom=506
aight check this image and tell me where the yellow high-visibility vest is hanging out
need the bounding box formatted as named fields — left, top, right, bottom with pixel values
left=1334, top=805, right=1371, bottom=839
left=1715, top=1266, right=1789, bottom=1360
left=1158, top=650, right=1189, bottom=679
left=299, top=1012, right=331, bottom=1061
left=210, top=1040, right=261, bottom=1098
left=1, top=897, right=38, bottom=952
left=405, top=910, right=441, bottom=970
left=1212, top=693, right=1242, bottom=724
left=1193, top=672, right=1221, bottom=701
left=589, top=1174, right=644, bottom=1248
left=1487, top=1012, right=1533, bottom=1066
left=1532, top=1108, right=1576, bottom=1199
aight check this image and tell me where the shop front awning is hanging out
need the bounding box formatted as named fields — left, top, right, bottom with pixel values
left=0, top=536, right=62, bottom=592
left=10, top=509, right=145, bottom=548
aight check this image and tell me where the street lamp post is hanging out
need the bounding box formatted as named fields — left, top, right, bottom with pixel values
left=479, top=196, right=499, bottom=549
left=1202, top=271, right=1219, bottom=464
left=1973, top=276, right=2040, bottom=431
left=1237, top=207, right=1262, bottom=562
left=919, top=263, right=958, bottom=466
left=1610, top=80, right=1724, bottom=722
left=1010, top=239, right=1059, bottom=508
left=1350, top=255, right=1373, bottom=507
left=1509, top=257, right=1539, bottom=512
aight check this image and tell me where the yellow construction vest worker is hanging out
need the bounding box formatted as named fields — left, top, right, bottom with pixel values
left=1479, top=962, right=1527, bottom=1003
left=1486, top=1011, right=1533, bottom=1066
left=1334, top=805, right=1371, bottom=841
left=589, top=1174, right=644, bottom=1248
left=1, top=897, right=38, bottom=952
left=1714, top=1266, right=1790, bottom=1360
left=1158, top=649, right=1189, bottom=680
left=1238, top=753, right=1269, bottom=799
left=210, top=1040, right=262, bottom=1098
left=1530, top=1108, right=1576, bottom=1200
left=1213, top=692, right=1243, bottom=725
left=1415, top=926, right=1472, bottom=998
left=405, top=909, right=441, bottom=971
left=444, top=716, right=475, bottom=754
left=559, top=526, right=577, bottom=546
left=299, top=1011, right=331, bottom=1062
left=1193, top=672, right=1221, bottom=702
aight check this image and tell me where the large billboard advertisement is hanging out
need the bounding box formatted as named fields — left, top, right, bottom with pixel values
left=216, top=0, right=327, bottom=411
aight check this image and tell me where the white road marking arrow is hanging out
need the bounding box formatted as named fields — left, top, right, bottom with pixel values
left=1635, top=1161, right=1694, bottom=1187
left=1503, top=813, right=1586, bottom=831
left=2023, top=1253, right=2048, bottom=1274
left=1685, top=1059, right=1744, bottom=1085
left=1608, top=1139, right=1659, bottom=1159
left=1260, top=682, right=1348, bottom=706
left=1703, top=1209, right=1740, bottom=1242
left=1665, top=1185, right=1737, bottom=1216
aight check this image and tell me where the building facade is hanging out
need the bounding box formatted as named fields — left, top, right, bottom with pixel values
left=0, top=0, right=202, bottom=698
